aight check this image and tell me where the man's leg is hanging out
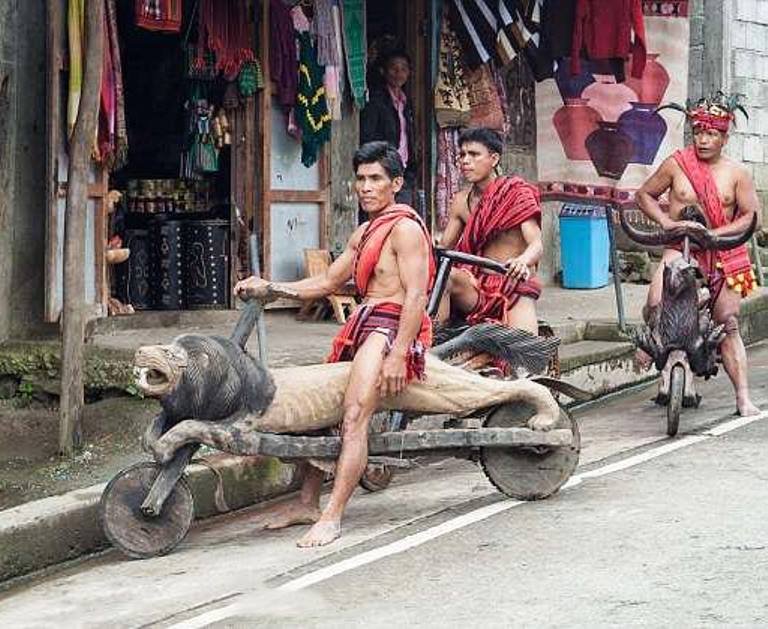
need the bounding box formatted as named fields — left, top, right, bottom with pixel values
left=249, top=462, right=324, bottom=530
left=502, top=296, right=538, bottom=335
left=636, top=248, right=682, bottom=368
left=712, top=286, right=760, bottom=416
left=297, top=333, right=388, bottom=547
left=437, top=268, right=479, bottom=324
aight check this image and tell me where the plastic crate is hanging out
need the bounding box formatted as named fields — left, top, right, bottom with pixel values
left=559, top=203, right=610, bottom=289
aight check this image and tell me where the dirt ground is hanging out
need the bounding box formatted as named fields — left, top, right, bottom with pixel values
left=0, top=396, right=160, bottom=510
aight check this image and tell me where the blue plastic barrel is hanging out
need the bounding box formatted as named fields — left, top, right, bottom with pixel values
left=559, top=204, right=610, bottom=289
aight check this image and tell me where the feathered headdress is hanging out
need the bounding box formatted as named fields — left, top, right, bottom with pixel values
left=657, top=91, right=748, bottom=133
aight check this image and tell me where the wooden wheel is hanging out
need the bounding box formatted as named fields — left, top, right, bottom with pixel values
left=100, top=462, right=194, bottom=559
left=359, top=462, right=395, bottom=492
left=666, top=365, right=684, bottom=437
left=480, top=402, right=580, bottom=500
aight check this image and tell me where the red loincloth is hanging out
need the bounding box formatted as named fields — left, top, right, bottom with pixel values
left=455, top=176, right=543, bottom=324
left=327, top=205, right=435, bottom=381
left=326, top=302, right=432, bottom=381
left=673, top=146, right=756, bottom=298
left=459, top=270, right=542, bottom=326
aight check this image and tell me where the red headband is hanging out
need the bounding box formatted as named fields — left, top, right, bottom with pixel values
left=689, top=109, right=733, bottom=132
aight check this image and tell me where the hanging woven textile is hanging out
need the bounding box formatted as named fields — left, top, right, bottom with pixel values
left=311, top=0, right=341, bottom=66
left=269, top=0, right=298, bottom=107
left=100, top=0, right=128, bottom=170
left=296, top=32, right=332, bottom=167
left=135, top=0, right=182, bottom=33
left=197, top=0, right=255, bottom=82
left=67, top=0, right=85, bottom=138
left=340, top=0, right=367, bottom=108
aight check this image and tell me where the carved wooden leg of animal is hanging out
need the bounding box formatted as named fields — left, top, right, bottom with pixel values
left=150, top=415, right=248, bottom=464
left=142, top=412, right=169, bottom=454
left=713, top=288, right=760, bottom=416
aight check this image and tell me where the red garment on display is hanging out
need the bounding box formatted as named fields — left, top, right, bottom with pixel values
left=135, top=0, right=182, bottom=33
left=673, top=146, right=755, bottom=297
left=570, top=0, right=646, bottom=78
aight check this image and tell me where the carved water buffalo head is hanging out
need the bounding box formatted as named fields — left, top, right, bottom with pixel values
left=134, top=344, right=189, bottom=398
left=620, top=207, right=757, bottom=251
left=662, top=256, right=700, bottom=299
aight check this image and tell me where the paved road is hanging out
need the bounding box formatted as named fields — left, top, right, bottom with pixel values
left=1, top=344, right=767, bottom=628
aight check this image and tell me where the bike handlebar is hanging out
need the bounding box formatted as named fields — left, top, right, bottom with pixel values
left=434, top=248, right=509, bottom=275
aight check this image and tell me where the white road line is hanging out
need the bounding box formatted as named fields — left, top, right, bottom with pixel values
left=168, top=409, right=766, bottom=628
left=702, top=410, right=768, bottom=436
left=278, top=498, right=524, bottom=592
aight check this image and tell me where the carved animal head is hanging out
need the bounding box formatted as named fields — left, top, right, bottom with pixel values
left=134, top=333, right=276, bottom=423
left=134, top=344, right=189, bottom=398
left=662, top=256, right=700, bottom=300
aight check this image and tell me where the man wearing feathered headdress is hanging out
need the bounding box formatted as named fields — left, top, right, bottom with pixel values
left=634, top=92, right=761, bottom=416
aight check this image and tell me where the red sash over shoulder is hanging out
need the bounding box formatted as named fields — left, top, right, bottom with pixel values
left=327, top=205, right=435, bottom=381
left=673, top=146, right=756, bottom=297
left=353, top=204, right=436, bottom=295
left=456, top=176, right=543, bottom=323
left=455, top=176, right=541, bottom=256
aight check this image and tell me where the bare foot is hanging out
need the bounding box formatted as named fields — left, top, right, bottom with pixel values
left=250, top=499, right=321, bottom=531
left=635, top=348, right=653, bottom=371
left=737, top=398, right=761, bottom=417
left=296, top=520, right=341, bottom=548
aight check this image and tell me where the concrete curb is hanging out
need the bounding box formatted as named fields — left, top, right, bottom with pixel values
left=0, top=455, right=299, bottom=584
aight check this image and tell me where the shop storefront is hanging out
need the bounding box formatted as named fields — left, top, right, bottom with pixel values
left=43, top=0, right=681, bottom=323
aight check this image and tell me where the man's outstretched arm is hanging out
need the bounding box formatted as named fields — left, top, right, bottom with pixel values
left=380, top=221, right=430, bottom=396
left=234, top=224, right=366, bottom=301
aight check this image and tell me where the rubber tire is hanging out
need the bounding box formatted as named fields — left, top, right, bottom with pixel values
left=667, top=365, right=684, bottom=437
left=480, top=402, right=580, bottom=501
left=100, top=462, right=195, bottom=559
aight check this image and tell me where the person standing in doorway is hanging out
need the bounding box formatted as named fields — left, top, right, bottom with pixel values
left=360, top=50, right=417, bottom=209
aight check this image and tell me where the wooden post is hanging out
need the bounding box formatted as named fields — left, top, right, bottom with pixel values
left=59, top=1, right=104, bottom=456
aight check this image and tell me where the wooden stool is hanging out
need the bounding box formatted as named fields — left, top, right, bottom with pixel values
left=300, top=249, right=358, bottom=324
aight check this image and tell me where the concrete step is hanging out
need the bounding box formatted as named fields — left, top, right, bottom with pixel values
left=558, top=339, right=655, bottom=399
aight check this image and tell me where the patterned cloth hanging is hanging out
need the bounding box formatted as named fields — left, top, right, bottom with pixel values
left=67, top=0, right=85, bottom=138
left=135, top=0, right=182, bottom=33
left=197, top=0, right=255, bottom=81
left=296, top=32, right=332, bottom=167
left=341, top=0, right=367, bottom=108
left=269, top=0, right=298, bottom=107
left=448, top=0, right=551, bottom=80
left=100, top=0, right=128, bottom=170
left=311, top=0, right=341, bottom=66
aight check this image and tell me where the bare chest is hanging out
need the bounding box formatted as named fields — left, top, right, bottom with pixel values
left=671, top=167, right=738, bottom=220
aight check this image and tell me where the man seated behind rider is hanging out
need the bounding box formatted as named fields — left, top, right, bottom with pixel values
left=439, top=127, right=544, bottom=339
left=235, top=141, right=435, bottom=547
left=634, top=94, right=760, bottom=417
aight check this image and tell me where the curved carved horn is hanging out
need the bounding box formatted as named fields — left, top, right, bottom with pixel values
left=619, top=210, right=680, bottom=246
left=707, top=212, right=758, bottom=251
